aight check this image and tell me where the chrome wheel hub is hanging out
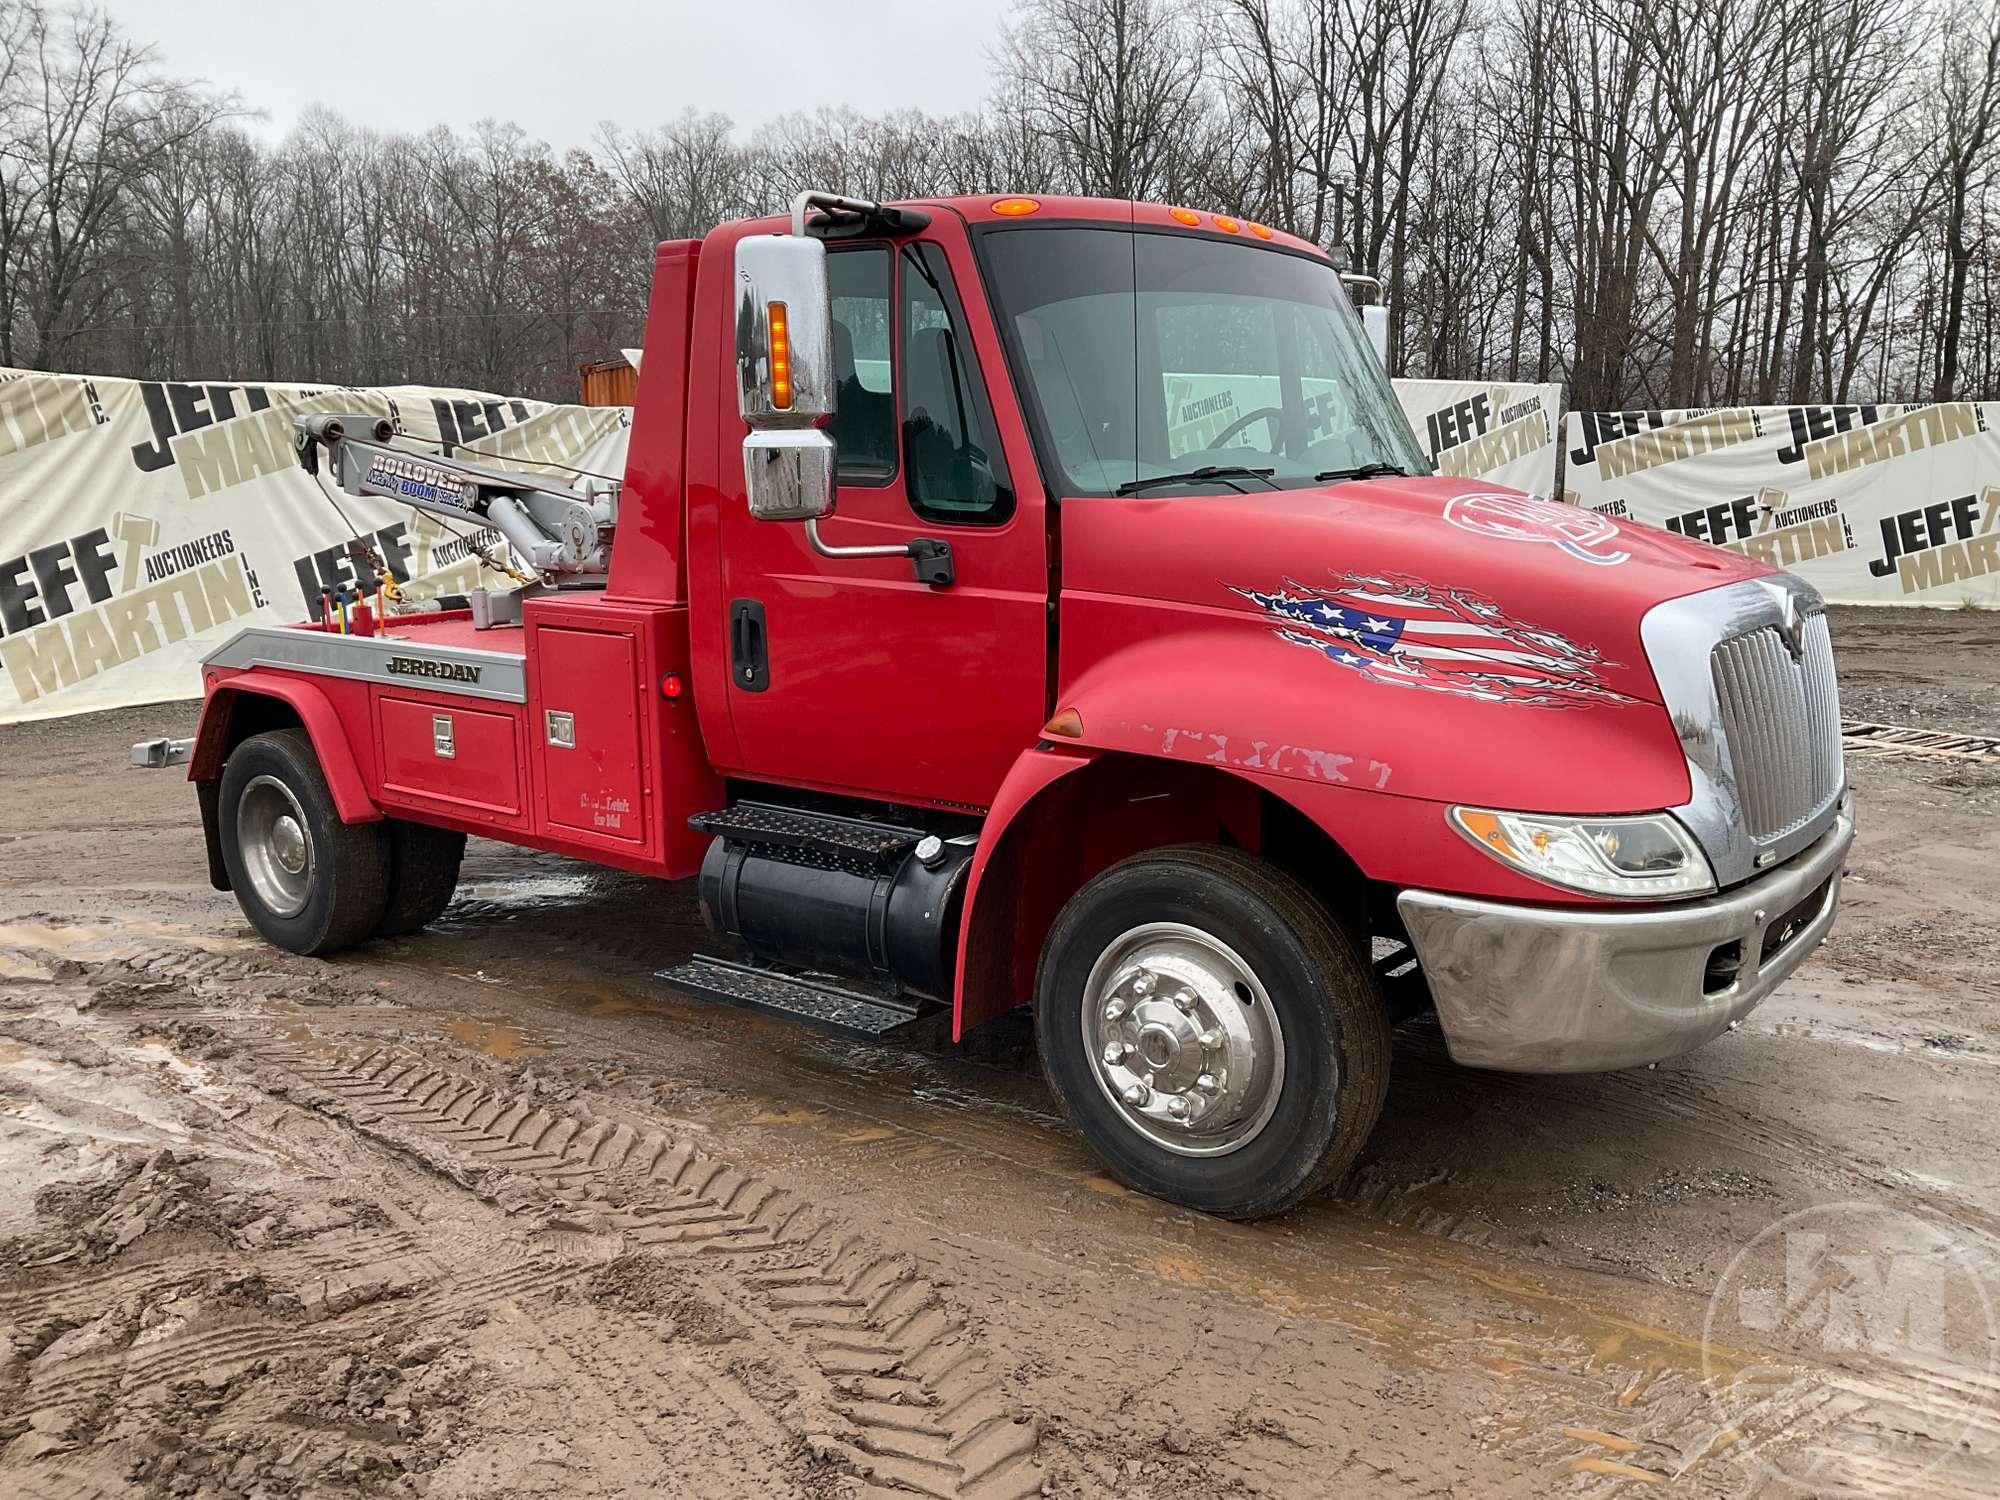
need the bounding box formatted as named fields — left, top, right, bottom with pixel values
left=238, top=774, right=314, bottom=919
left=1082, top=922, right=1285, bottom=1157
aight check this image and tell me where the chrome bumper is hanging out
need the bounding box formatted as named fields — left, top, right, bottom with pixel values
left=1396, top=804, right=1854, bottom=1073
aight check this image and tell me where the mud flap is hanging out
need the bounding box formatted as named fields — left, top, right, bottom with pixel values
left=196, top=778, right=229, bottom=891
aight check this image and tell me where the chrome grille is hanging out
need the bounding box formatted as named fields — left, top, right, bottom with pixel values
left=1710, top=611, right=1843, bottom=839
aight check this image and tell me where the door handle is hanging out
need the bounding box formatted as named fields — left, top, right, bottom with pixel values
left=728, top=598, right=769, bottom=692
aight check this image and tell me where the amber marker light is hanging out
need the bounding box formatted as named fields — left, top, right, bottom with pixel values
left=767, top=301, right=792, bottom=409
left=1043, top=707, right=1085, bottom=738
left=1213, top=215, right=1242, bottom=233
left=1168, top=206, right=1201, bottom=226
left=991, top=197, right=1041, bottom=216
left=1247, top=222, right=1274, bottom=239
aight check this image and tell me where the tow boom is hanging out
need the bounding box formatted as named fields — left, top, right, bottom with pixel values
left=293, top=414, right=618, bottom=581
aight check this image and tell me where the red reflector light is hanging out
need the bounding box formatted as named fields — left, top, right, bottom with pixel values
left=661, top=673, right=685, bottom=700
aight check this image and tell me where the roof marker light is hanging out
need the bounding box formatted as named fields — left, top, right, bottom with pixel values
left=1247, top=221, right=1274, bottom=239
left=1213, top=215, right=1242, bottom=233
left=992, top=197, right=1041, bottom=216
left=1168, top=207, right=1201, bottom=226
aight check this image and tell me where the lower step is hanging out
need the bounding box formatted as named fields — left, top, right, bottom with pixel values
left=658, top=956, right=924, bottom=1040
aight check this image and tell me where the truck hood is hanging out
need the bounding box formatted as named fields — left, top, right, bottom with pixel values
left=1056, top=475, right=1777, bottom=815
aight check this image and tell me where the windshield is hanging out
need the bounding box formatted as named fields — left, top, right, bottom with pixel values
left=980, top=227, right=1430, bottom=497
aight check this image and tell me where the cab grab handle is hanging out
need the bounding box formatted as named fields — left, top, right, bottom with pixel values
left=804, top=519, right=954, bottom=589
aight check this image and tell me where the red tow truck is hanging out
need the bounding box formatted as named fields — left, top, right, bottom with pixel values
left=143, top=192, right=1853, bottom=1218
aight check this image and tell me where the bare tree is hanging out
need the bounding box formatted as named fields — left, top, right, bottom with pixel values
left=2, top=0, right=1993, bottom=407
left=1931, top=0, right=2000, bottom=398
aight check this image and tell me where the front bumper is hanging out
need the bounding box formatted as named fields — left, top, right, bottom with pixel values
left=1396, top=803, right=1854, bottom=1073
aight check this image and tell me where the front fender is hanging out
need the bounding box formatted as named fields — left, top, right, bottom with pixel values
left=189, top=673, right=381, bottom=824
left=953, top=743, right=1095, bottom=1038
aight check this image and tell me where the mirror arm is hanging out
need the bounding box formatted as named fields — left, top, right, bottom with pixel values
left=804, top=519, right=954, bottom=589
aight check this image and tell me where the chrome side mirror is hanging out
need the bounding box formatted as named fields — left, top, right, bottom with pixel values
left=735, top=234, right=835, bottom=427
left=734, top=232, right=836, bottom=522
left=742, top=428, right=835, bottom=522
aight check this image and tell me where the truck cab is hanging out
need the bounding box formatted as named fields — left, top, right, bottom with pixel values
left=168, top=191, right=1853, bottom=1220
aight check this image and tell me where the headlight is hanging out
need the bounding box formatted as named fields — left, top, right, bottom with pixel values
left=1449, top=806, right=1715, bottom=900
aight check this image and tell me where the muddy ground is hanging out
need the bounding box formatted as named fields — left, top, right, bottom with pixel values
left=2, top=605, right=1998, bottom=1499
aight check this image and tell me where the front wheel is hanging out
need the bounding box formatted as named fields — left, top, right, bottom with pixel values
left=1034, top=845, right=1390, bottom=1219
left=218, top=729, right=388, bottom=956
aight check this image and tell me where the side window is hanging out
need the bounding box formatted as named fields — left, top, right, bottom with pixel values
left=899, top=242, right=1014, bottom=525
left=828, top=248, right=895, bottom=485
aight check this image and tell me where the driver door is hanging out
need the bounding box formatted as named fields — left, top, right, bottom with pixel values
left=715, top=233, right=1049, bottom=811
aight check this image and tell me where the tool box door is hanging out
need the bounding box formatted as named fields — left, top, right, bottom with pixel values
left=535, top=627, right=646, bottom=846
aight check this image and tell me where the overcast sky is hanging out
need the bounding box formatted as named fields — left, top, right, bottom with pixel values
left=103, top=0, right=1017, bottom=151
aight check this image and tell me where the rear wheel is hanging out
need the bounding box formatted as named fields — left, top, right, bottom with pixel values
left=376, top=821, right=467, bottom=937
left=1034, top=844, right=1390, bottom=1219
left=219, top=729, right=388, bottom=955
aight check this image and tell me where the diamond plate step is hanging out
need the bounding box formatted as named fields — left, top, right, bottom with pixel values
left=658, top=956, right=925, bottom=1040
left=689, top=801, right=921, bottom=873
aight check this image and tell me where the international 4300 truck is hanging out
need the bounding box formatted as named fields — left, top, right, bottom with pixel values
left=141, top=192, right=1852, bottom=1219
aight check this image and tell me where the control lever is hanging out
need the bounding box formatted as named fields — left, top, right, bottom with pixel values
left=805, top=519, right=955, bottom=588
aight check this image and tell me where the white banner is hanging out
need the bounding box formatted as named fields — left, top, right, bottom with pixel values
left=1562, top=404, right=2000, bottom=607
left=0, top=368, right=631, bottom=724
left=1396, top=379, right=1562, bottom=496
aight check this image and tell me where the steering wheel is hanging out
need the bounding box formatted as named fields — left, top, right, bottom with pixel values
left=1204, top=405, right=1284, bottom=452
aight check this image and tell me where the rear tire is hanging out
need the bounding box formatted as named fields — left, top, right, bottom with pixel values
left=376, top=821, right=466, bottom=937
left=218, top=729, right=388, bottom=956
left=1034, top=844, right=1390, bottom=1220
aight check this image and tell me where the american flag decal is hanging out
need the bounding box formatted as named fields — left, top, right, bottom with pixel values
left=1230, top=572, right=1641, bottom=709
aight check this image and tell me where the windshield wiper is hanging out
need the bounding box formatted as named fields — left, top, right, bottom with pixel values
left=1313, top=461, right=1409, bottom=483
left=1115, top=465, right=1277, bottom=497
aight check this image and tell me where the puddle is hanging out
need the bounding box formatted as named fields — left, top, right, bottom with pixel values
left=451, top=873, right=600, bottom=908
left=442, top=1017, right=549, bottom=1059
left=748, top=1108, right=825, bottom=1126
left=838, top=1126, right=896, bottom=1145
left=1568, top=1456, right=1665, bottom=1483
left=280, top=1020, right=343, bottom=1061
left=0, top=916, right=254, bottom=960
left=1133, top=1216, right=1777, bottom=1405
left=0, top=951, right=51, bottom=981
left=0, top=921, right=91, bottom=952
left=1763, top=1019, right=2000, bottom=1068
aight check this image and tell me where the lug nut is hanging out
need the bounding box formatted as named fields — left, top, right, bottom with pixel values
left=1196, top=1073, right=1220, bottom=1095
left=1197, top=1030, right=1220, bottom=1049
left=1122, top=1082, right=1151, bottom=1107
left=1132, top=974, right=1155, bottom=996
left=1104, top=998, right=1127, bottom=1021
left=1173, top=990, right=1197, bottom=1013
left=1102, top=1041, right=1125, bottom=1065
left=1165, top=1096, right=1190, bottom=1119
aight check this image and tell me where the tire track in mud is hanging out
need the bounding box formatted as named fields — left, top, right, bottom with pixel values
left=250, top=1039, right=1045, bottom=1500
